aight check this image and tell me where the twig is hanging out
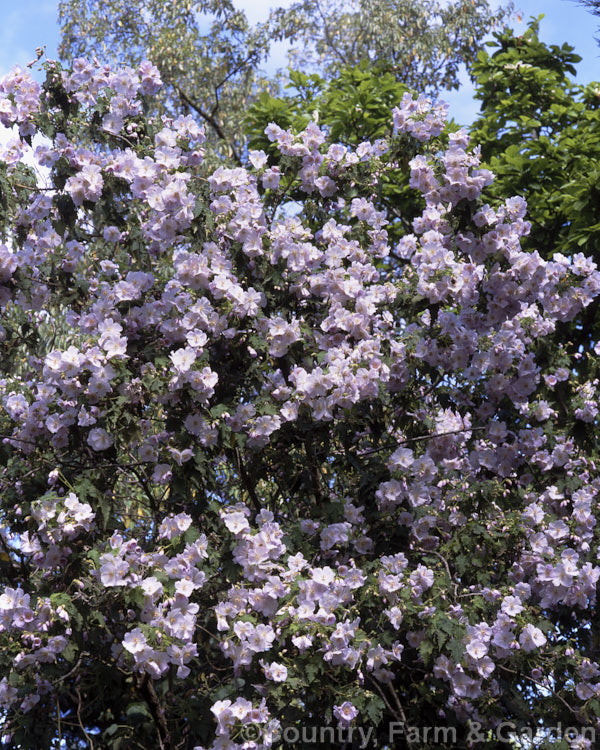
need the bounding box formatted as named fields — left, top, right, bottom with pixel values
left=56, top=695, right=62, bottom=744
left=417, top=547, right=459, bottom=599
left=315, top=0, right=349, bottom=66
left=75, top=686, right=95, bottom=750
left=497, top=664, right=577, bottom=717
left=356, top=426, right=487, bottom=457
left=387, top=682, right=417, bottom=750
left=366, top=675, right=402, bottom=725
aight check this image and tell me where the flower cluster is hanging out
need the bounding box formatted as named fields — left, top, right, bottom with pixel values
left=0, top=60, right=599, bottom=750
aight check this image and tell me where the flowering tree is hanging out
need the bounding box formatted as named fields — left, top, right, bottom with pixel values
left=0, top=58, right=600, bottom=750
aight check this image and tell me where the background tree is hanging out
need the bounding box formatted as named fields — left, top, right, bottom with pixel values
left=58, top=0, right=278, bottom=166
left=576, top=0, right=600, bottom=33
left=271, top=0, right=513, bottom=93
left=57, top=0, right=512, bottom=166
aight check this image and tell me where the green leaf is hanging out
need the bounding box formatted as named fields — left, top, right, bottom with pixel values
left=305, top=661, right=322, bottom=683
left=62, top=641, right=78, bottom=663
left=126, top=701, right=153, bottom=723
left=363, top=695, right=386, bottom=726
left=418, top=639, right=435, bottom=663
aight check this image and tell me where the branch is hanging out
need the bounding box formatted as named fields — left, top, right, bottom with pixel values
left=174, top=86, right=242, bottom=166
left=210, top=50, right=262, bottom=116
left=315, top=0, right=350, bottom=67
left=387, top=682, right=417, bottom=750
left=138, top=673, right=170, bottom=750
left=0, top=533, right=29, bottom=583
left=235, top=448, right=262, bottom=513
left=366, top=675, right=408, bottom=745
left=355, top=426, right=487, bottom=457
left=304, top=434, right=324, bottom=504
left=497, top=664, right=578, bottom=718
left=75, top=686, right=95, bottom=750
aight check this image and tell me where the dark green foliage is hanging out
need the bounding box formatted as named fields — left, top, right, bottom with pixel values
left=469, top=18, right=600, bottom=371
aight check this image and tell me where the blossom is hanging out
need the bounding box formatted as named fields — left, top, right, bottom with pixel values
left=99, top=557, right=129, bottom=586
left=465, top=638, right=488, bottom=660
left=501, top=596, right=524, bottom=616
left=248, top=150, right=268, bottom=170
left=158, top=512, right=193, bottom=540
left=263, top=661, right=288, bottom=682
left=333, top=701, right=359, bottom=726
left=221, top=511, right=250, bottom=535
left=170, top=346, right=197, bottom=373
left=385, top=606, right=403, bottom=629
left=137, top=577, right=162, bottom=599
left=388, top=446, right=414, bottom=470
left=246, top=624, right=276, bottom=652
left=87, top=427, right=113, bottom=451
left=123, top=628, right=148, bottom=654
left=66, top=163, right=103, bottom=205
left=519, top=624, right=547, bottom=652
left=291, top=634, right=313, bottom=652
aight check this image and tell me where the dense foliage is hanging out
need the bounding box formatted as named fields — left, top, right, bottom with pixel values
left=1, top=44, right=600, bottom=750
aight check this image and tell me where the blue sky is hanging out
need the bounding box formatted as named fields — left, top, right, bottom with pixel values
left=1, top=0, right=599, bottom=125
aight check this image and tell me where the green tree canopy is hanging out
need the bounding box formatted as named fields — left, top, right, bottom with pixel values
left=244, top=63, right=434, bottom=244
left=469, top=16, right=600, bottom=259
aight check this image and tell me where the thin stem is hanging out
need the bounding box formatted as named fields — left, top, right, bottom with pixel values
left=235, top=448, right=262, bottom=513
left=366, top=675, right=401, bottom=724
left=75, top=686, right=95, bottom=750
left=387, top=682, right=416, bottom=750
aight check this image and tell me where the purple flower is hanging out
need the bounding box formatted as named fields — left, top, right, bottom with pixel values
left=333, top=701, right=359, bottom=726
